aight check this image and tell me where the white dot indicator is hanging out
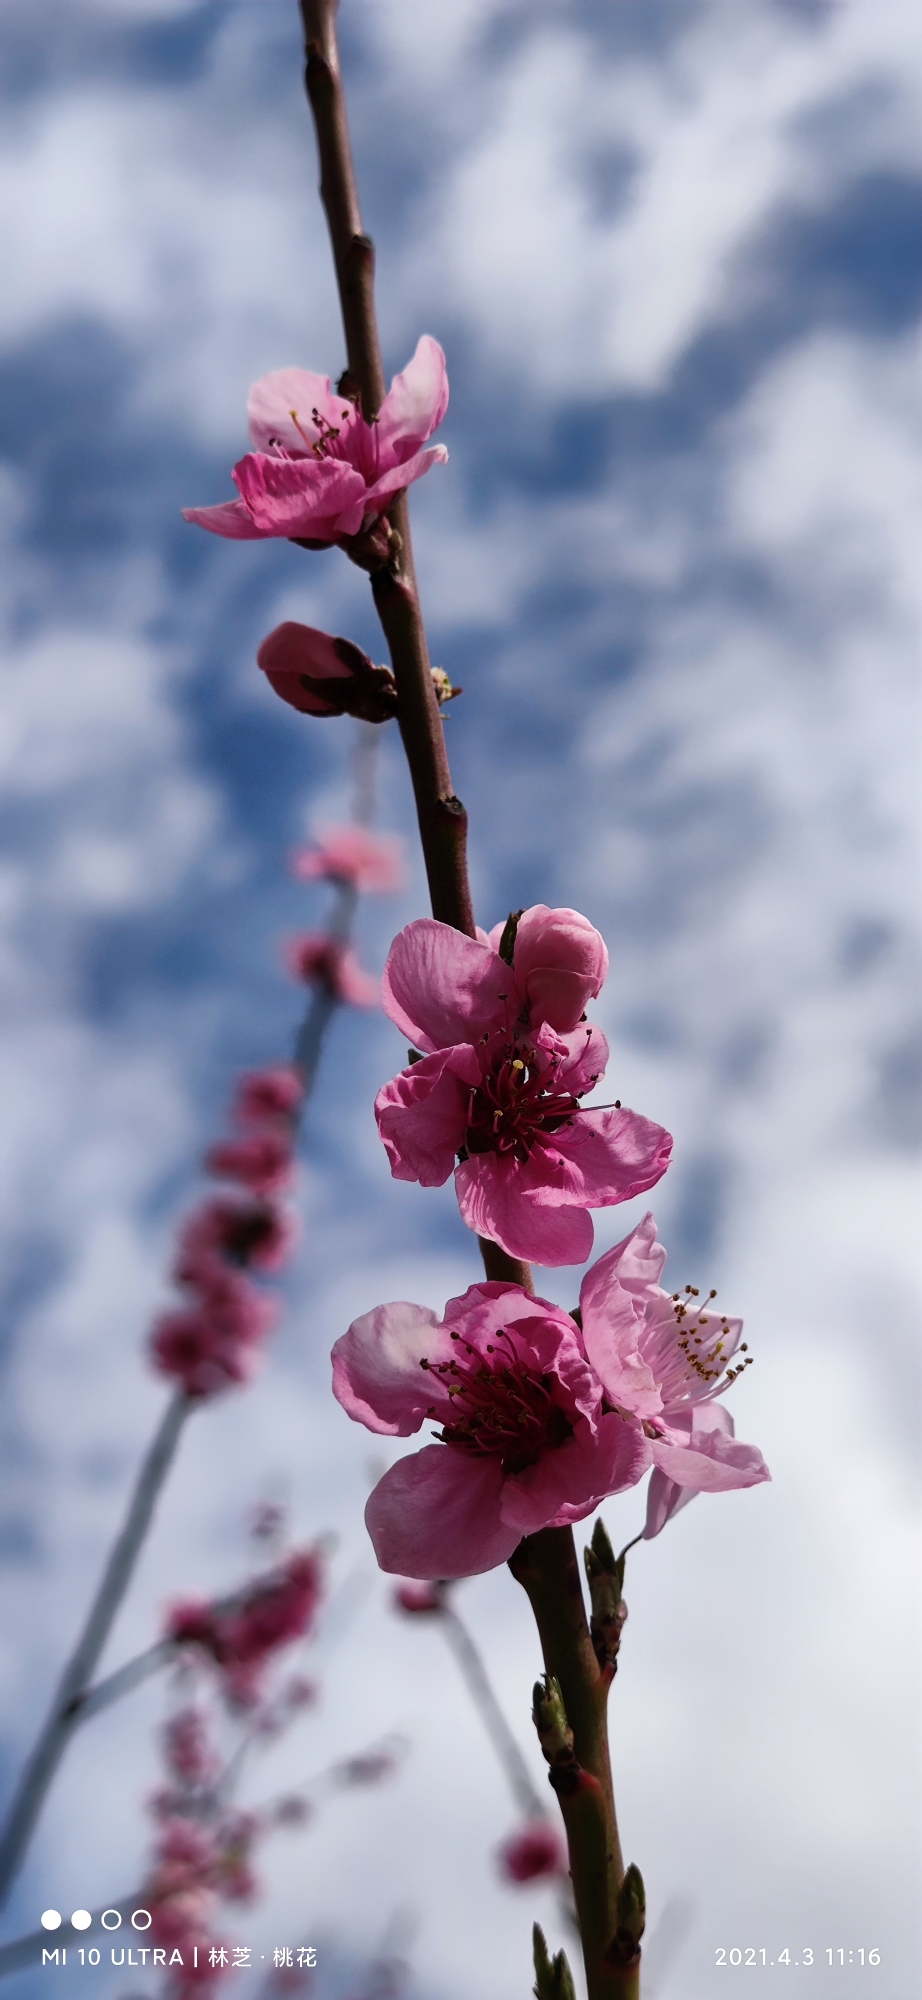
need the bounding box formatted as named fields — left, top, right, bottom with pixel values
left=40, top=1911, right=62, bottom=1931
left=71, top=1910, right=92, bottom=1931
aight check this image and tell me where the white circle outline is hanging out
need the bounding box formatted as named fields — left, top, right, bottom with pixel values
left=131, top=1909, right=152, bottom=1931
left=101, top=1910, right=122, bottom=1930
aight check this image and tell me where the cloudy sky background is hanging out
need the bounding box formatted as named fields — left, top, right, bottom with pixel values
left=0, top=0, right=920, bottom=1995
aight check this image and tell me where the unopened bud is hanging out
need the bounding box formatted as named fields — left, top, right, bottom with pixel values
left=584, top=1517, right=627, bottom=1674
left=257, top=622, right=397, bottom=723
left=533, top=1924, right=577, bottom=2000
left=607, top=1863, right=646, bottom=1967
left=532, top=1676, right=573, bottom=1765
left=431, top=666, right=462, bottom=706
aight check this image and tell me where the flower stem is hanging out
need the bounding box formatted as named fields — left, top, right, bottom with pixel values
left=0, top=1389, right=192, bottom=1909
left=298, top=0, right=475, bottom=939
left=440, top=1603, right=546, bottom=1821
left=511, top=1527, right=640, bottom=2000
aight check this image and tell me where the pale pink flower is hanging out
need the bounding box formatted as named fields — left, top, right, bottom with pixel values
left=233, top=1066, right=303, bottom=1128
left=374, top=916, right=671, bottom=1266
left=286, top=932, right=380, bottom=1008
left=393, top=1580, right=445, bottom=1615
left=150, top=1268, right=276, bottom=1398
left=168, top=1549, right=325, bottom=1705
left=258, top=623, right=397, bottom=722
left=293, top=824, right=405, bottom=893
left=175, top=1195, right=297, bottom=1279
left=205, top=1131, right=295, bottom=1195
left=332, top=1281, right=650, bottom=1578
left=498, top=1820, right=566, bottom=1884
left=183, top=336, right=448, bottom=543
left=577, top=1214, right=769, bottom=1513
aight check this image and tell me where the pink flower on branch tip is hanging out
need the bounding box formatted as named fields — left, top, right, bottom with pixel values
left=374, top=913, right=671, bottom=1266
left=293, top=824, right=405, bottom=893
left=497, top=1820, right=566, bottom=1884
left=576, top=1214, right=770, bottom=1526
left=332, top=1283, right=651, bottom=1578
left=393, top=1579, right=445, bottom=1615
left=182, top=335, right=448, bottom=545
left=167, top=1548, right=325, bottom=1705
left=286, top=932, right=380, bottom=1008
left=258, top=624, right=397, bottom=723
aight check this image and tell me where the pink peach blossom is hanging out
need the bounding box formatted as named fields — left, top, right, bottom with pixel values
left=205, top=1131, right=295, bottom=1195
left=150, top=1267, right=276, bottom=1398
left=168, top=1549, right=324, bottom=1705
left=175, top=1195, right=297, bottom=1279
left=233, top=1066, right=303, bottom=1128
left=498, top=1820, right=566, bottom=1884
left=293, top=823, right=405, bottom=893
left=183, top=336, right=448, bottom=544
left=257, top=623, right=397, bottom=722
left=489, top=904, right=609, bottom=1035
left=577, top=1214, right=769, bottom=1512
left=332, top=1281, right=650, bottom=1577
left=375, top=916, right=671, bottom=1265
left=286, top=931, right=380, bottom=1008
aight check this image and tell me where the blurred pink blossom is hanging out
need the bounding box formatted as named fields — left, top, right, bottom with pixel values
left=286, top=932, right=380, bottom=1008
left=233, top=1066, right=303, bottom=1128
left=293, top=825, right=405, bottom=893
left=150, top=1268, right=276, bottom=1398
left=162, top=1708, right=219, bottom=1789
left=167, top=1548, right=325, bottom=1704
left=176, top=1195, right=297, bottom=1279
left=183, top=336, right=448, bottom=543
left=497, top=1820, right=566, bottom=1884
left=375, top=915, right=670, bottom=1266
left=393, top=1580, right=445, bottom=1615
left=332, top=1282, right=650, bottom=1578
left=205, top=1131, right=295, bottom=1195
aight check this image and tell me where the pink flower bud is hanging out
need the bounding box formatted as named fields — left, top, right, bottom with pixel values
left=257, top=622, right=397, bottom=723
left=497, top=1819, right=566, bottom=1884
left=510, top=904, right=609, bottom=1034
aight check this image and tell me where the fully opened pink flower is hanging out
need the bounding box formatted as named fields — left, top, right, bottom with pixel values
left=374, top=914, right=671, bottom=1266
left=183, top=336, right=448, bottom=543
left=332, top=1281, right=650, bottom=1578
left=293, top=824, right=405, bottom=893
left=577, top=1214, right=769, bottom=1515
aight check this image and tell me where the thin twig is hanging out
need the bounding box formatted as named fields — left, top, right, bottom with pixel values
left=0, top=1390, right=191, bottom=1909
left=440, top=1604, right=546, bottom=1821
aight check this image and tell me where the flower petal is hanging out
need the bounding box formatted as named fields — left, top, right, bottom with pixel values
left=455, top=1156, right=595, bottom=1265
left=376, top=336, right=449, bottom=464
left=332, top=1301, right=447, bottom=1435
left=232, top=453, right=367, bottom=538
left=500, top=1412, right=650, bottom=1536
left=247, top=368, right=347, bottom=454
left=381, top=919, right=513, bottom=1052
left=182, top=500, right=275, bottom=540
left=375, top=1044, right=480, bottom=1186
left=643, top=1466, right=696, bottom=1539
left=537, top=1107, right=672, bottom=1207
left=358, top=443, right=449, bottom=522
left=365, top=1445, right=519, bottom=1578
left=650, top=1405, right=770, bottom=1492
left=578, top=1214, right=663, bottom=1417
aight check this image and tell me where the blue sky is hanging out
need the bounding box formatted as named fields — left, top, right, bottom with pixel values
left=0, top=2, right=920, bottom=1996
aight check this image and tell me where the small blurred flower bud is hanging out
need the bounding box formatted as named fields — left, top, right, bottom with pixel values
left=497, top=1820, right=565, bottom=1885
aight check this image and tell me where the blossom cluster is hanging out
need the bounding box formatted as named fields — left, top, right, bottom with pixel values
left=150, top=1069, right=301, bottom=1398
left=167, top=1547, right=324, bottom=1708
